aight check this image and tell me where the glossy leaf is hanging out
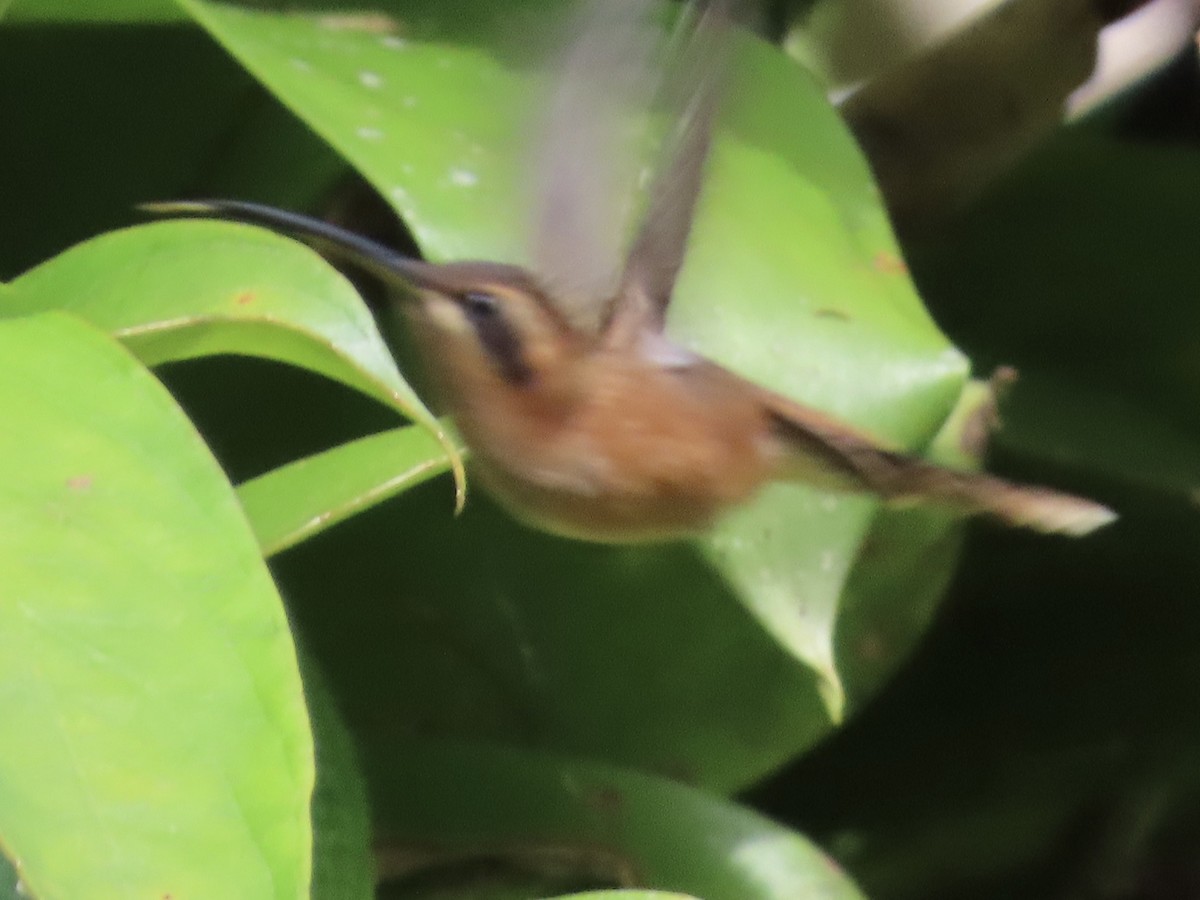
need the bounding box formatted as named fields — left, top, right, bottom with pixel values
left=367, top=739, right=866, bottom=900
left=0, top=313, right=312, bottom=898
left=238, top=424, right=461, bottom=556
left=174, top=0, right=970, bottom=779
left=4, top=219, right=464, bottom=503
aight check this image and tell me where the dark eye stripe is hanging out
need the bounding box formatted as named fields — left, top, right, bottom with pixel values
left=460, top=292, right=533, bottom=385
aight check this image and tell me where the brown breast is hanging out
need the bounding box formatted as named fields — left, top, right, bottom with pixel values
left=464, top=354, right=781, bottom=541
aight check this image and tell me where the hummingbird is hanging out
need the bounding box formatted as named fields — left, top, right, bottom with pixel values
left=143, top=0, right=1115, bottom=543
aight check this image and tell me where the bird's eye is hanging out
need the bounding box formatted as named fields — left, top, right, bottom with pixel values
left=454, top=289, right=532, bottom=385
left=461, top=291, right=498, bottom=319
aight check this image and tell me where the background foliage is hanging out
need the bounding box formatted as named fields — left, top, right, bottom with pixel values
left=0, top=0, right=1196, bottom=897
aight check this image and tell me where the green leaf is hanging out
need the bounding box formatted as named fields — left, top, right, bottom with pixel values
left=176, top=0, right=970, bottom=780
left=4, top=219, right=465, bottom=506
left=834, top=381, right=985, bottom=702
left=0, top=313, right=312, bottom=898
left=6, top=0, right=182, bottom=22
left=367, top=739, right=866, bottom=900
left=238, top=424, right=461, bottom=556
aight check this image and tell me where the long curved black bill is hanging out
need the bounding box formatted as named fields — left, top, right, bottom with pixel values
left=139, top=199, right=445, bottom=292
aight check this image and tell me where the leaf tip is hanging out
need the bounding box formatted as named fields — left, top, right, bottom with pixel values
left=433, top=424, right=468, bottom=516
left=817, top=669, right=846, bottom=725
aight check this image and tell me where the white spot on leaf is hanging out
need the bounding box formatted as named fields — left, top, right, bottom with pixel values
left=358, top=70, right=384, bottom=89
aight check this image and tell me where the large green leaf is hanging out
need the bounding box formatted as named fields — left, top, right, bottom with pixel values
left=171, top=0, right=971, bottom=783
left=367, top=739, right=866, bottom=900
left=0, top=313, right=312, bottom=898
left=4, top=219, right=464, bottom=506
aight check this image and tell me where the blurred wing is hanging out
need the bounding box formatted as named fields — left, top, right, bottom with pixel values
left=604, top=0, right=732, bottom=348
left=531, top=0, right=663, bottom=332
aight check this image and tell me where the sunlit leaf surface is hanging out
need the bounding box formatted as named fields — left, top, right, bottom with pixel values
left=0, top=313, right=313, bottom=898
left=4, top=219, right=465, bottom=516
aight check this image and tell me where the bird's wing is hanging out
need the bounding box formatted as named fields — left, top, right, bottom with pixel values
left=603, top=0, right=732, bottom=349
left=529, top=0, right=664, bottom=332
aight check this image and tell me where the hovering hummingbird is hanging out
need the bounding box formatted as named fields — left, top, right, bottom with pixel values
left=143, top=0, right=1115, bottom=542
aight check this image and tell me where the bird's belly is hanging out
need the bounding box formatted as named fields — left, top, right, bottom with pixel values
left=467, top=424, right=774, bottom=543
